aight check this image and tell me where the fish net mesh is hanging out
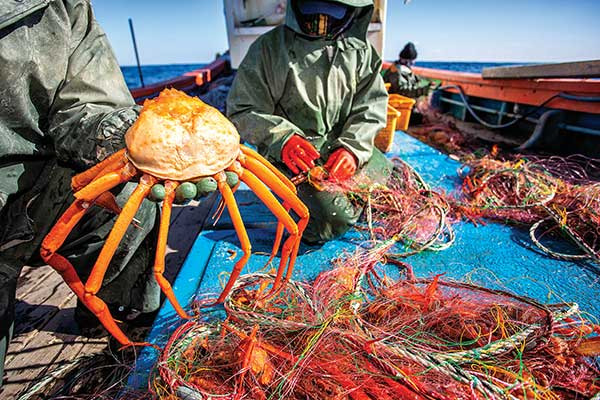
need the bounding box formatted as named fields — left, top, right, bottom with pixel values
left=152, top=253, right=599, bottom=399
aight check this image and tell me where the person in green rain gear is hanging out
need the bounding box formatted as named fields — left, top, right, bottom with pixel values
left=227, top=0, right=393, bottom=244
left=0, top=0, right=164, bottom=385
left=383, top=42, right=430, bottom=98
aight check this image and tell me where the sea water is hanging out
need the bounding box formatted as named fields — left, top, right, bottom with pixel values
left=120, top=61, right=520, bottom=89
left=121, top=63, right=206, bottom=89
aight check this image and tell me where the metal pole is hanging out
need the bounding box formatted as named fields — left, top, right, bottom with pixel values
left=128, top=18, right=145, bottom=87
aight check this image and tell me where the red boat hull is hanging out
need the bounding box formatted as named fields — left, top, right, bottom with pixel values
left=400, top=64, right=600, bottom=115
left=130, top=57, right=229, bottom=104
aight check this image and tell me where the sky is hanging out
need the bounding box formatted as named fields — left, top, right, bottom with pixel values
left=93, top=0, right=600, bottom=66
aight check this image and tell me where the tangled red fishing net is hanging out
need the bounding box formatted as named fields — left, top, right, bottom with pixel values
left=322, top=158, right=455, bottom=258
left=455, top=155, right=600, bottom=263
left=151, top=247, right=600, bottom=399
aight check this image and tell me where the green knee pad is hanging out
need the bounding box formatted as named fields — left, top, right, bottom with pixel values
left=299, top=186, right=362, bottom=244
left=361, top=147, right=394, bottom=181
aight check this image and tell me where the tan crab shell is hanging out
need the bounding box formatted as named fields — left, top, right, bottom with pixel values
left=125, top=88, right=240, bottom=181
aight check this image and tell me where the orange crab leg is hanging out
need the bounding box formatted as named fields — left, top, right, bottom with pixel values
left=153, top=180, right=191, bottom=319
left=71, top=149, right=128, bottom=191
left=41, top=165, right=149, bottom=346
left=76, top=174, right=156, bottom=346
left=42, top=202, right=89, bottom=258
left=215, top=172, right=252, bottom=303
left=231, top=164, right=301, bottom=296
left=212, top=181, right=242, bottom=224
left=241, top=155, right=309, bottom=292
left=239, top=147, right=299, bottom=271
left=41, top=200, right=91, bottom=298
left=263, top=210, right=287, bottom=269
left=41, top=161, right=137, bottom=258
left=73, top=155, right=131, bottom=214
left=74, top=162, right=137, bottom=202
left=94, top=192, right=122, bottom=215
left=85, top=173, right=156, bottom=294
left=240, top=145, right=296, bottom=193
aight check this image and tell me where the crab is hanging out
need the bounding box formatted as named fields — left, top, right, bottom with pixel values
left=40, top=89, right=309, bottom=346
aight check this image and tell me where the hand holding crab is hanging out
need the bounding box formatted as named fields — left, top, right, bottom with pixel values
left=40, top=89, right=309, bottom=346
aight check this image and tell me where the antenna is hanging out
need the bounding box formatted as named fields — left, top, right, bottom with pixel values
left=128, top=18, right=145, bottom=88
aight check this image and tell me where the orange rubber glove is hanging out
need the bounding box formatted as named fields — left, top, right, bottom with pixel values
left=324, top=147, right=358, bottom=181
left=281, top=135, right=320, bottom=174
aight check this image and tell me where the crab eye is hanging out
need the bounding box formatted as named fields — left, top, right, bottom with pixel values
left=196, top=177, right=218, bottom=197
left=150, top=184, right=166, bottom=202
left=225, top=171, right=239, bottom=188
left=175, top=182, right=198, bottom=202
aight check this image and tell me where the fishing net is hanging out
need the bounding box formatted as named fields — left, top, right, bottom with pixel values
left=323, top=158, right=455, bottom=258
left=151, top=249, right=600, bottom=399
left=148, top=134, right=600, bottom=399
left=455, top=156, right=600, bottom=263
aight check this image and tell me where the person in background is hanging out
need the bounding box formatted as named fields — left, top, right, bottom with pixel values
left=227, top=0, right=393, bottom=244
left=383, top=41, right=430, bottom=98
left=0, top=0, right=160, bottom=385
left=399, top=41, right=418, bottom=67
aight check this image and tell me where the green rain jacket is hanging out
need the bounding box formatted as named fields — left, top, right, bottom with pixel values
left=226, top=0, right=387, bottom=167
left=0, top=0, right=156, bottom=347
left=0, top=0, right=139, bottom=219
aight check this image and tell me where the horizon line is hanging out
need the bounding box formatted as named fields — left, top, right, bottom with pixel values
left=119, top=60, right=541, bottom=68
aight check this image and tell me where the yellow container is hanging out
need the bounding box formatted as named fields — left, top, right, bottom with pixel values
left=388, top=94, right=416, bottom=131
left=375, top=105, right=401, bottom=153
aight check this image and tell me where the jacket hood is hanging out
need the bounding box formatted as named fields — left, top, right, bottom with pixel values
left=285, top=0, right=374, bottom=42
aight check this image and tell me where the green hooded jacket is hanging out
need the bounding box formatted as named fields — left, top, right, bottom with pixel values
left=0, top=0, right=139, bottom=214
left=226, top=0, right=387, bottom=168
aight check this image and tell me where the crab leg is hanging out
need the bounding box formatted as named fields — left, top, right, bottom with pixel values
left=231, top=165, right=302, bottom=297
left=79, top=173, right=156, bottom=346
left=240, top=145, right=296, bottom=192
left=85, top=173, right=156, bottom=292
left=71, top=149, right=128, bottom=191
left=241, top=155, right=309, bottom=293
left=215, top=172, right=252, bottom=303
left=264, top=215, right=286, bottom=269
left=240, top=146, right=297, bottom=271
left=153, top=180, right=191, bottom=319
left=40, top=200, right=91, bottom=299
left=72, top=151, right=131, bottom=214
left=41, top=164, right=146, bottom=346
left=75, top=162, right=137, bottom=201
left=41, top=161, right=138, bottom=261
left=94, top=192, right=123, bottom=215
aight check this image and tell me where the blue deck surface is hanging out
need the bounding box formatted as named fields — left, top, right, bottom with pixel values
left=127, top=132, right=600, bottom=389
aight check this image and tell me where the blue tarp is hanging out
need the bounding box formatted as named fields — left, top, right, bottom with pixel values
left=126, top=131, right=600, bottom=389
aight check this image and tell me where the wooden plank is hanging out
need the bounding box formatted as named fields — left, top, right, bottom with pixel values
left=11, top=267, right=74, bottom=341
left=15, top=266, right=54, bottom=299
left=164, top=194, right=219, bottom=282
left=482, top=60, right=600, bottom=79
left=1, top=263, right=108, bottom=399
left=1, top=306, right=107, bottom=399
